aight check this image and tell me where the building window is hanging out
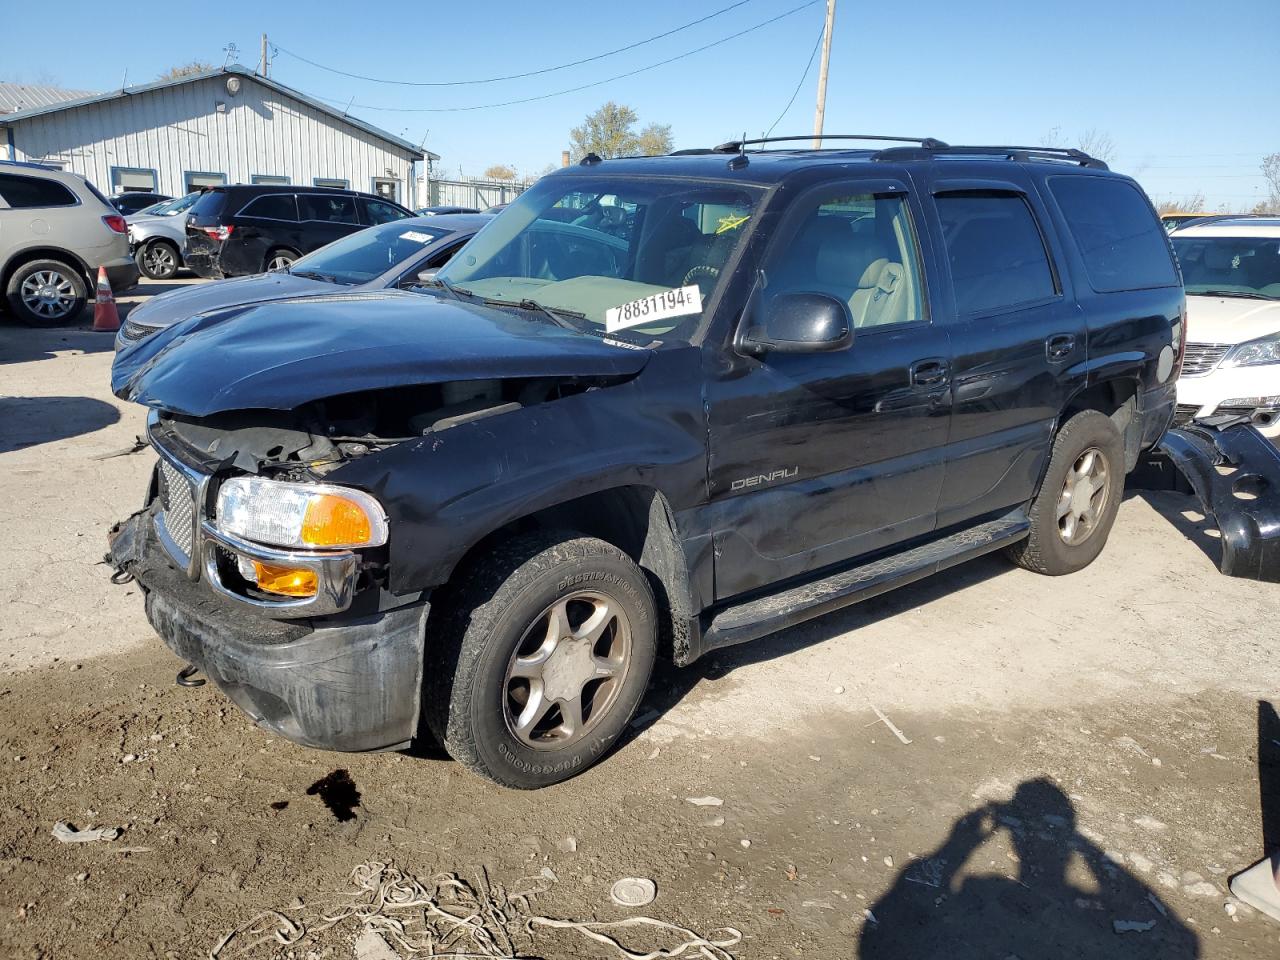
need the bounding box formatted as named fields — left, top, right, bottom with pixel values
left=371, top=177, right=399, bottom=202
left=313, top=177, right=349, bottom=189
left=111, top=166, right=158, bottom=193
left=184, top=170, right=227, bottom=192
left=251, top=174, right=290, bottom=185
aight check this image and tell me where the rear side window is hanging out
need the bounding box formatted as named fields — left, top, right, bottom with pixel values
left=188, top=190, right=228, bottom=219
left=0, top=173, right=78, bottom=209
left=1048, top=177, right=1178, bottom=292
left=239, top=194, right=298, bottom=221
left=361, top=197, right=410, bottom=225
left=936, top=192, right=1056, bottom=315
left=298, top=194, right=358, bottom=224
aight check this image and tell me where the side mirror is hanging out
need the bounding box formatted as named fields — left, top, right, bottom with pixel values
left=416, top=268, right=439, bottom=284
left=739, top=292, right=853, bottom=355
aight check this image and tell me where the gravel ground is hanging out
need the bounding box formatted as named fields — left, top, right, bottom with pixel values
left=1, top=283, right=1278, bottom=959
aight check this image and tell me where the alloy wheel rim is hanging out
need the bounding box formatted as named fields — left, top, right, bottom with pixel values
left=503, top=590, right=632, bottom=751
left=1056, top=446, right=1110, bottom=545
left=20, top=269, right=75, bottom=318
left=269, top=255, right=294, bottom=270
left=146, top=245, right=176, bottom=275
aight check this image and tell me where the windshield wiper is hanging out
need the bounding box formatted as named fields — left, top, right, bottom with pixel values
left=421, top=276, right=476, bottom=302
left=1194, top=289, right=1271, bottom=300
left=507, top=298, right=586, bottom=330
left=291, top=269, right=342, bottom=284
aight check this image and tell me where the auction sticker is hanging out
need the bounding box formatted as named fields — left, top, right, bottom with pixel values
left=399, top=230, right=435, bottom=244
left=606, top=285, right=703, bottom=332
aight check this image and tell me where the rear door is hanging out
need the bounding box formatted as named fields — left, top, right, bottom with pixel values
left=705, top=178, right=953, bottom=600
left=920, top=172, right=1087, bottom=528
left=231, top=192, right=301, bottom=270
left=296, top=193, right=361, bottom=253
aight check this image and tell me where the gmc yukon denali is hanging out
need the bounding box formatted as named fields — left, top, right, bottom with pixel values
left=108, top=136, right=1186, bottom=788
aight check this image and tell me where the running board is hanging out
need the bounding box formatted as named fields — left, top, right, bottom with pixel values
left=702, top=510, right=1030, bottom=652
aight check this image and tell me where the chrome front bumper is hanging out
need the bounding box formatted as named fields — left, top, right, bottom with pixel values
left=148, top=415, right=360, bottom=618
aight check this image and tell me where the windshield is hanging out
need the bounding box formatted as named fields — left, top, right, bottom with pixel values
left=1172, top=235, right=1280, bottom=300
left=288, top=220, right=451, bottom=285
left=436, top=174, right=764, bottom=341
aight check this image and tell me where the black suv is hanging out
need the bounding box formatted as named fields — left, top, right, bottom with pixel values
left=110, top=136, right=1186, bottom=788
left=184, top=184, right=413, bottom=278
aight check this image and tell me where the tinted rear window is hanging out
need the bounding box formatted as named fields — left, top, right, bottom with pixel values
left=188, top=190, right=228, bottom=219
left=298, top=194, right=358, bottom=224
left=1048, top=177, right=1177, bottom=292
left=0, top=173, right=77, bottom=209
left=239, top=194, right=298, bottom=221
left=936, top=192, right=1057, bottom=314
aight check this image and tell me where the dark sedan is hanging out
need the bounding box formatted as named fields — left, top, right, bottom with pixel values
left=116, top=213, right=491, bottom=350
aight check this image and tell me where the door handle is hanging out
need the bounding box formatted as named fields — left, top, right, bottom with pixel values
left=910, top=358, right=950, bottom=388
left=1046, top=333, right=1076, bottom=362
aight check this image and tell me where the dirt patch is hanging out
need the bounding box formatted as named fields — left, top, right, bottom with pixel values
left=0, top=644, right=1277, bottom=958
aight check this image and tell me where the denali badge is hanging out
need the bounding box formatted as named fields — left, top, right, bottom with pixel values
left=731, top=467, right=798, bottom=491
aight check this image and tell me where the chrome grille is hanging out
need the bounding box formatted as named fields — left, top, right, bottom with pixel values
left=1181, top=343, right=1230, bottom=377
left=157, top=457, right=196, bottom=560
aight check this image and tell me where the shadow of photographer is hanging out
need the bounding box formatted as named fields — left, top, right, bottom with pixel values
left=860, top=778, right=1198, bottom=958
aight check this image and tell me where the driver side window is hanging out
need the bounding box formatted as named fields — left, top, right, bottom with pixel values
left=763, top=189, right=926, bottom=330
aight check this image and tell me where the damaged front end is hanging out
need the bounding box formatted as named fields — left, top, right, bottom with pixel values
left=1134, top=418, right=1280, bottom=582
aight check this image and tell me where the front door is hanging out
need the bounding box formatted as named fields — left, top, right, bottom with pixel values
left=296, top=193, right=362, bottom=254
left=705, top=180, right=953, bottom=600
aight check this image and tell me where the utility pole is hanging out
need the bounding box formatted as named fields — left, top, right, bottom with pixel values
left=812, top=0, right=836, bottom=148
left=260, top=33, right=269, bottom=77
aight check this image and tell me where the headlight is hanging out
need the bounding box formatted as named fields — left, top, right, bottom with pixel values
left=1223, top=334, right=1280, bottom=367
left=215, top=477, right=388, bottom=549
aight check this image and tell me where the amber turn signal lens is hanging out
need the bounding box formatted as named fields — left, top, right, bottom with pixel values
left=252, top=562, right=318, bottom=598
left=301, top=494, right=373, bottom=547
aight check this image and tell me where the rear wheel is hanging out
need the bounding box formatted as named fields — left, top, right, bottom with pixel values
left=137, top=239, right=180, bottom=280
left=1006, top=410, right=1125, bottom=575
left=5, top=259, right=88, bottom=326
left=265, top=248, right=298, bottom=272
left=426, top=532, right=657, bottom=788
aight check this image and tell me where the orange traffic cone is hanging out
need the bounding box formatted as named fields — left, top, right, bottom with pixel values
left=92, top=266, right=120, bottom=332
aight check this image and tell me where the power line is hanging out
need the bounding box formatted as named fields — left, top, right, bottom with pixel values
left=305, top=0, right=822, bottom=114
left=274, top=0, right=757, bottom=87
left=764, top=25, right=825, bottom=139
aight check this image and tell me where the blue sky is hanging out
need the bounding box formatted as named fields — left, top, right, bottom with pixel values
left=7, top=0, right=1276, bottom=210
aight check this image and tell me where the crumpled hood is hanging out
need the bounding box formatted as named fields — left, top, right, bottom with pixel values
left=1186, top=294, right=1280, bottom=345
left=111, top=290, right=651, bottom=417
left=122, top=271, right=335, bottom=332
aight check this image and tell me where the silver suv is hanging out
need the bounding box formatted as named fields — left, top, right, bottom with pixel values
left=0, top=161, right=139, bottom=325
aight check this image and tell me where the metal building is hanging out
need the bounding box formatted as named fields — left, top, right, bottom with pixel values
left=0, top=66, right=433, bottom=207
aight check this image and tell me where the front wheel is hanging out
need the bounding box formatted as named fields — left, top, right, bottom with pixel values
left=426, top=532, right=657, bottom=788
left=1006, top=409, right=1126, bottom=575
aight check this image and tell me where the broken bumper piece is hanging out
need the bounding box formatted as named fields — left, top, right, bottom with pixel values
left=108, top=510, right=428, bottom=751
left=1151, top=422, right=1280, bottom=583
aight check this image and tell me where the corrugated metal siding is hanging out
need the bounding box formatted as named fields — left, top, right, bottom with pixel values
left=0, top=82, right=96, bottom=114
left=7, top=75, right=415, bottom=202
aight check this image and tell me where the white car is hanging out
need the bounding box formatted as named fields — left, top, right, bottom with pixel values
left=126, top=192, right=200, bottom=280
left=1170, top=218, right=1280, bottom=439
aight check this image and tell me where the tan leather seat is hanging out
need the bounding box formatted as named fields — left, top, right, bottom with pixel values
left=855, top=261, right=908, bottom=328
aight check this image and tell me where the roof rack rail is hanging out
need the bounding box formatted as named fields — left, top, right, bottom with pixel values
left=871, top=144, right=1109, bottom=170
left=712, top=134, right=949, bottom=153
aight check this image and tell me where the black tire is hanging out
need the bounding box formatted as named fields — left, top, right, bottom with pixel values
left=426, top=531, right=658, bottom=789
left=264, top=248, right=299, bottom=272
left=5, top=258, right=89, bottom=327
left=137, top=239, right=180, bottom=280
left=1006, top=410, right=1126, bottom=576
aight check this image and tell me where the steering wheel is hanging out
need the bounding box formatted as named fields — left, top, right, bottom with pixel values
left=682, top=264, right=720, bottom=294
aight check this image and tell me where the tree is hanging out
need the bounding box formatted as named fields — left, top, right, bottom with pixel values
left=1039, top=126, right=1116, bottom=164
left=635, top=122, right=674, bottom=157
left=483, top=164, right=517, bottom=181
left=1263, top=153, right=1280, bottom=211
left=570, top=102, right=672, bottom=160
left=157, top=60, right=214, bottom=81
left=1155, top=193, right=1204, bottom=215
